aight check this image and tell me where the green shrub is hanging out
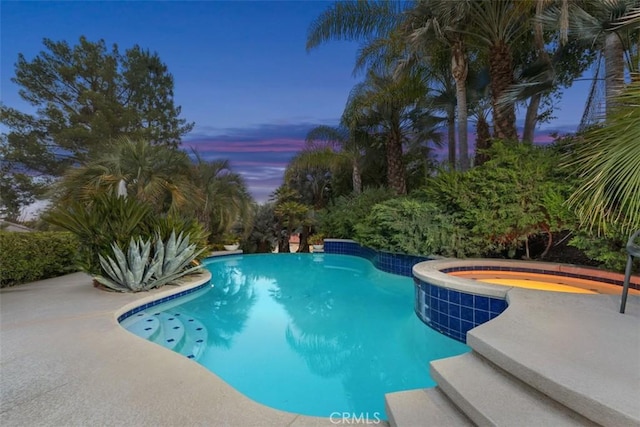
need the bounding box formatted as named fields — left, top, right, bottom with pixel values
left=318, top=187, right=394, bottom=238
left=44, top=194, right=210, bottom=274
left=569, top=226, right=637, bottom=273
left=420, top=141, right=577, bottom=258
left=354, top=198, right=470, bottom=257
left=0, top=231, right=79, bottom=287
left=44, top=194, right=153, bottom=274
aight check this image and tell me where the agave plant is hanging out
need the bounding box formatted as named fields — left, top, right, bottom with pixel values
left=95, top=230, right=205, bottom=292
left=95, top=237, right=158, bottom=292
left=151, top=230, right=205, bottom=288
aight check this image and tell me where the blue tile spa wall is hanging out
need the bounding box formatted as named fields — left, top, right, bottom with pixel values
left=414, top=278, right=507, bottom=343
left=324, top=239, right=430, bottom=277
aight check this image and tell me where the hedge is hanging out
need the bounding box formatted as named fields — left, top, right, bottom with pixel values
left=0, top=231, right=80, bottom=287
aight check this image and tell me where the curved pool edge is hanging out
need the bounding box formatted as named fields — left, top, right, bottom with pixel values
left=411, top=258, right=640, bottom=343
left=1, top=271, right=358, bottom=426
left=112, top=263, right=371, bottom=426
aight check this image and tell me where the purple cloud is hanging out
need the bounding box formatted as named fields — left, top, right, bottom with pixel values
left=183, top=122, right=337, bottom=202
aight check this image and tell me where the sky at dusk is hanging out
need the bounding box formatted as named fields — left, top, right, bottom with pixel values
left=1, top=1, right=591, bottom=202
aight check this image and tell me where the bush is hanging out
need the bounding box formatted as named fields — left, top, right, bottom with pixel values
left=354, top=198, right=469, bottom=257
left=419, top=141, right=577, bottom=258
left=0, top=231, right=79, bottom=287
left=44, top=194, right=210, bottom=274
left=318, top=187, right=394, bottom=238
left=43, top=194, right=153, bottom=274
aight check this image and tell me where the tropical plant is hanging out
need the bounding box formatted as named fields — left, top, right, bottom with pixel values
left=541, top=0, right=639, bottom=113
left=305, top=126, right=364, bottom=194
left=190, top=155, right=253, bottom=239
left=96, top=237, right=158, bottom=292
left=151, top=231, right=205, bottom=284
left=151, top=215, right=210, bottom=258
left=344, top=70, right=428, bottom=195
left=56, top=137, right=199, bottom=215
left=567, top=76, right=640, bottom=235
left=309, top=233, right=326, bottom=246
left=95, top=231, right=203, bottom=292
left=44, top=193, right=153, bottom=274
left=403, top=0, right=473, bottom=170
left=244, top=203, right=278, bottom=253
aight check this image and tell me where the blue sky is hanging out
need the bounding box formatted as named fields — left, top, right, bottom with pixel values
left=1, top=0, right=590, bottom=202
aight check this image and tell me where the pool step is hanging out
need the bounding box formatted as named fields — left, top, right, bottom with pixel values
left=175, top=316, right=208, bottom=361
left=430, top=352, right=597, bottom=427
left=121, top=312, right=161, bottom=341
left=123, top=311, right=208, bottom=361
left=385, top=387, right=473, bottom=427
left=154, top=312, right=186, bottom=351
left=386, top=351, right=597, bottom=427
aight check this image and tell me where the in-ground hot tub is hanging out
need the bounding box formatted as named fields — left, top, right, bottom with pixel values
left=412, top=258, right=640, bottom=343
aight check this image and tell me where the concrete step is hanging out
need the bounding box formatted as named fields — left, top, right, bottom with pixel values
left=430, top=352, right=597, bottom=427
left=385, top=387, right=473, bottom=427
left=466, top=290, right=640, bottom=427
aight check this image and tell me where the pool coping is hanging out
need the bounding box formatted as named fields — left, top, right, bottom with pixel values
left=2, top=254, right=638, bottom=426
left=0, top=268, right=360, bottom=426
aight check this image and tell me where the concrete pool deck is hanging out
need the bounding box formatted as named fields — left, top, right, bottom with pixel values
left=0, top=272, right=343, bottom=427
left=2, top=270, right=639, bottom=426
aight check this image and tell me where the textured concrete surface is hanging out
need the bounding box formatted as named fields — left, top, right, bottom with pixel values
left=0, top=272, right=360, bottom=427
left=468, top=289, right=640, bottom=426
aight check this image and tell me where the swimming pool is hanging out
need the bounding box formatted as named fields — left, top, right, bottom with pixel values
left=120, top=253, right=469, bottom=419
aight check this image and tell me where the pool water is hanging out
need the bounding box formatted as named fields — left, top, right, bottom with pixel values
left=121, top=253, right=469, bottom=419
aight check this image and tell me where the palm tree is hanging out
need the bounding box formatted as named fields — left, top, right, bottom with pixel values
left=403, top=0, right=473, bottom=170
left=567, top=75, right=640, bottom=234
left=541, top=0, right=639, bottom=115
left=305, top=116, right=374, bottom=194
left=189, top=154, right=253, bottom=239
left=344, top=70, right=429, bottom=195
left=56, top=137, right=199, bottom=214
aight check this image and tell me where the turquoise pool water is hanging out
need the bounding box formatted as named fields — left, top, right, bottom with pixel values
left=121, top=253, right=469, bottom=419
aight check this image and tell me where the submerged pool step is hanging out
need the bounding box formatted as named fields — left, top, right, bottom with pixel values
left=430, top=352, right=598, bottom=427
left=150, top=312, right=187, bottom=351
left=121, top=312, right=161, bottom=341
left=175, top=315, right=208, bottom=361
left=385, top=387, right=473, bottom=427
left=129, top=311, right=207, bottom=361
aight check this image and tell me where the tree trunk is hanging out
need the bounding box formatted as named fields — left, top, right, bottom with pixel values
left=523, top=2, right=550, bottom=144
left=278, top=233, right=290, bottom=253
left=539, top=226, right=553, bottom=260
left=297, top=225, right=311, bottom=253
left=452, top=39, right=469, bottom=171
left=522, top=93, right=541, bottom=143
left=257, top=240, right=271, bottom=253
left=474, top=115, right=491, bottom=166
left=605, top=32, right=624, bottom=116
left=490, top=41, right=518, bottom=141
left=386, top=129, right=406, bottom=195
left=451, top=37, right=469, bottom=171
left=447, top=110, right=456, bottom=169
left=352, top=159, right=362, bottom=194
